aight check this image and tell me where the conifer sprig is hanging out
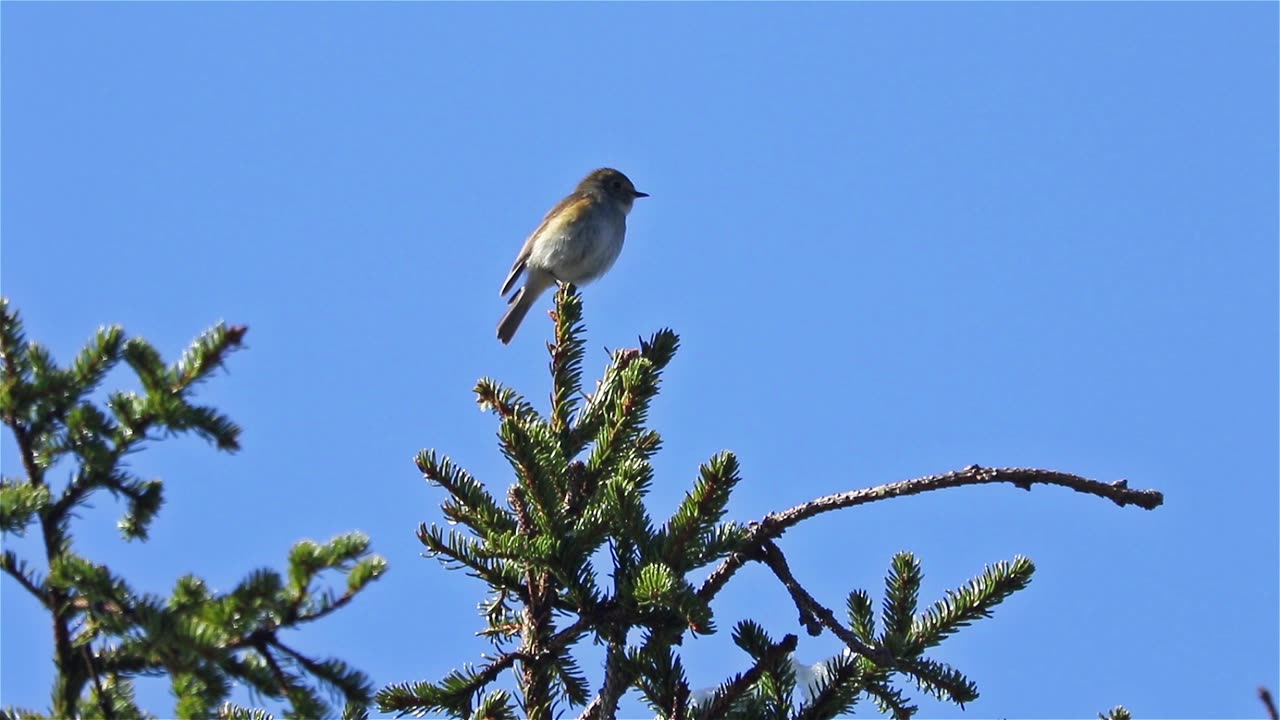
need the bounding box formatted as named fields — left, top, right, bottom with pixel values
left=549, top=283, right=588, bottom=440
left=1, top=299, right=385, bottom=718
left=387, top=288, right=1158, bottom=720
left=690, top=622, right=798, bottom=720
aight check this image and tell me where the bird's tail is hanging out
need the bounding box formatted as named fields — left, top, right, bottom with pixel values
left=497, top=286, right=537, bottom=344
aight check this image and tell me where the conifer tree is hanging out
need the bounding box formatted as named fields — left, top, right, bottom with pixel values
left=378, top=286, right=1163, bottom=720
left=0, top=298, right=386, bottom=719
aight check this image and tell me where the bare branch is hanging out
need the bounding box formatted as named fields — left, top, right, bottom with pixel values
left=757, top=540, right=888, bottom=664
left=1261, top=687, right=1278, bottom=720
left=700, top=466, right=1161, bottom=600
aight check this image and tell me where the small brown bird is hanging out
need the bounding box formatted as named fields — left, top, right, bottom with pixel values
left=497, top=168, right=647, bottom=344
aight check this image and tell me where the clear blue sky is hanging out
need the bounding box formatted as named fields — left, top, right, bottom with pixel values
left=3, top=4, right=1276, bottom=718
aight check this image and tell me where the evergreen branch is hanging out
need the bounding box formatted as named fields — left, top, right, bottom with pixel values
left=109, top=476, right=163, bottom=542
left=659, top=452, right=741, bottom=572
left=626, top=644, right=690, bottom=720
left=727, top=621, right=795, bottom=718
left=793, top=653, right=862, bottom=720
left=583, top=610, right=698, bottom=720
left=5, top=419, right=46, bottom=491
left=96, top=543, right=380, bottom=711
left=912, top=556, right=1034, bottom=650
left=575, top=456, right=655, bottom=549
left=224, top=655, right=286, bottom=707
left=417, top=524, right=528, bottom=598
left=861, top=677, right=917, bottom=720
left=292, top=567, right=382, bottom=628
left=474, top=378, right=539, bottom=422
left=498, top=417, right=568, bottom=533
left=567, top=328, right=676, bottom=459
left=0, top=479, right=51, bottom=535
left=637, top=329, right=679, bottom=371
left=0, top=298, right=31, bottom=399
left=23, top=353, right=78, bottom=476
left=881, top=553, right=921, bottom=656
left=417, top=450, right=516, bottom=537
left=846, top=590, right=876, bottom=643
left=643, top=576, right=712, bottom=635
left=0, top=550, right=49, bottom=607
left=176, top=404, right=241, bottom=453
left=69, top=326, right=125, bottom=396
left=273, top=640, right=374, bottom=707
left=3, top=304, right=378, bottom=717
left=541, top=608, right=616, bottom=657
left=633, top=562, right=679, bottom=607
left=64, top=402, right=117, bottom=471
left=579, top=351, right=664, bottom=486
left=550, top=650, right=591, bottom=707
left=284, top=533, right=386, bottom=626
left=377, top=655, right=530, bottom=716
left=175, top=666, right=234, bottom=717
left=682, top=520, right=747, bottom=571
left=751, top=630, right=798, bottom=720
left=0, top=304, right=46, bottom=491
left=27, top=326, right=125, bottom=444
left=691, top=632, right=797, bottom=720
left=118, top=324, right=247, bottom=449
left=580, top=604, right=703, bottom=716
left=46, top=327, right=247, bottom=532
left=580, top=363, right=644, bottom=481
left=470, top=689, right=518, bottom=720
left=50, top=551, right=139, bottom=631
left=81, top=644, right=115, bottom=720
left=55, top=465, right=157, bottom=543
left=171, top=324, right=249, bottom=393
left=898, top=655, right=976, bottom=707
left=1, top=707, right=47, bottom=720
left=563, top=354, right=624, bottom=459
left=549, top=284, right=587, bottom=439
left=256, top=644, right=308, bottom=712
left=121, top=339, right=169, bottom=395
left=550, top=554, right=603, bottom=611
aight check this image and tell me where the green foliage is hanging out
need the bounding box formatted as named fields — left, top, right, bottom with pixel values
left=0, top=298, right=385, bottom=718
left=381, top=286, right=1049, bottom=719
left=0, top=479, right=50, bottom=534
left=470, top=689, right=519, bottom=720
left=686, top=622, right=798, bottom=720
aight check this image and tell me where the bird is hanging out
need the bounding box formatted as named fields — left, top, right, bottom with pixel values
left=497, top=168, right=647, bottom=344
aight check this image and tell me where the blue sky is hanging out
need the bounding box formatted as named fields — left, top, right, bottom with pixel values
left=2, top=3, right=1276, bottom=718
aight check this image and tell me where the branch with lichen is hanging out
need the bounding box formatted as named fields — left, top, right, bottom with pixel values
left=699, top=465, right=1161, bottom=601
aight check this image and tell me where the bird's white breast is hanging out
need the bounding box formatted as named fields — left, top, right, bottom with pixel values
left=529, top=210, right=626, bottom=285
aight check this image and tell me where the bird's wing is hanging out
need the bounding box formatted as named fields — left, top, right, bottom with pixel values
left=499, top=191, right=592, bottom=297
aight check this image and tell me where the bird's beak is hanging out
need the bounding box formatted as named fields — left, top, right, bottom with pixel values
left=633, top=190, right=649, bottom=198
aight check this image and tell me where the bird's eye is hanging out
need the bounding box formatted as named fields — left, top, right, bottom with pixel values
left=612, top=180, right=622, bottom=189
